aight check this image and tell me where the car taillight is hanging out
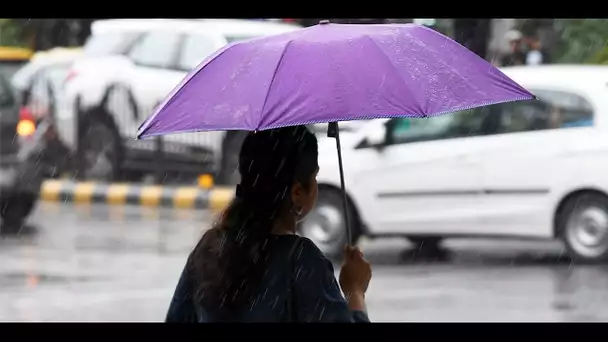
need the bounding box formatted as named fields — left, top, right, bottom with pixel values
left=20, top=107, right=34, bottom=122
left=282, top=18, right=296, bottom=23
left=17, top=107, right=36, bottom=137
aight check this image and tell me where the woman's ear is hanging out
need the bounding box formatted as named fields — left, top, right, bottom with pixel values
left=291, top=182, right=305, bottom=207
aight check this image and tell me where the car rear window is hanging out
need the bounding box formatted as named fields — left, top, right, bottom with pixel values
left=84, top=31, right=141, bottom=56
left=10, top=61, right=40, bottom=91
left=29, top=64, right=72, bottom=101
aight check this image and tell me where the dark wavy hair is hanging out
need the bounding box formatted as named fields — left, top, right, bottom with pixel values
left=189, top=125, right=318, bottom=320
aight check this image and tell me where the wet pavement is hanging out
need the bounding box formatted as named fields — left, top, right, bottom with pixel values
left=1, top=202, right=608, bottom=322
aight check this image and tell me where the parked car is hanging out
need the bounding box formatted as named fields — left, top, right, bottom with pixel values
left=302, top=65, right=608, bottom=263
left=63, top=19, right=301, bottom=183
left=0, top=73, right=53, bottom=233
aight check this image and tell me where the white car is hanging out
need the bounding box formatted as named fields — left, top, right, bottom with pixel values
left=11, top=48, right=83, bottom=152
left=301, top=65, right=608, bottom=263
left=64, top=19, right=300, bottom=181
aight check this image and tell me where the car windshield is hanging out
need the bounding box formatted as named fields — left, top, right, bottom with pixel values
left=84, top=31, right=139, bottom=56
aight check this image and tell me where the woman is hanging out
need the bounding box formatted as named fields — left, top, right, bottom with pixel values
left=166, top=126, right=372, bottom=322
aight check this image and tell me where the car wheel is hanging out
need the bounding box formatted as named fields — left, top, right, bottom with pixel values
left=0, top=193, right=38, bottom=234
left=78, top=113, right=122, bottom=182
left=557, top=192, right=608, bottom=263
left=298, top=188, right=360, bottom=260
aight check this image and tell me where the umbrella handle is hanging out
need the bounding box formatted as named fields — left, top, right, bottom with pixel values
left=327, top=122, right=353, bottom=246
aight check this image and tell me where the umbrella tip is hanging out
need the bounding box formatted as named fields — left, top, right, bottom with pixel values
left=319, top=20, right=330, bottom=25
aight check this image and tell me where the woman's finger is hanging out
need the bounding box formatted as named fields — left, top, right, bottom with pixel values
left=344, top=245, right=355, bottom=259
left=350, top=246, right=363, bottom=258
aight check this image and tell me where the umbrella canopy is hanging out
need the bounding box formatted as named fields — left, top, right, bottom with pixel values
left=136, top=22, right=534, bottom=139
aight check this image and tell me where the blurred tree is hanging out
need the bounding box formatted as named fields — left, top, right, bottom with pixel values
left=552, top=19, right=608, bottom=64
left=0, top=19, right=96, bottom=51
left=587, top=45, right=608, bottom=65
left=0, top=19, right=29, bottom=47
left=453, top=19, right=491, bottom=59
left=517, top=19, right=550, bottom=37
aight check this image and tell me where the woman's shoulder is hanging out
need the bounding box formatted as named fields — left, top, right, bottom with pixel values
left=274, top=235, right=330, bottom=265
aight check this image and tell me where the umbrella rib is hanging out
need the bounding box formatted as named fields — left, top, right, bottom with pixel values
left=363, top=35, right=426, bottom=117
left=137, top=44, right=235, bottom=139
left=257, top=40, right=295, bottom=130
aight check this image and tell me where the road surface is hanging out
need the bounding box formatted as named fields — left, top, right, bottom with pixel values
left=1, top=202, right=608, bottom=322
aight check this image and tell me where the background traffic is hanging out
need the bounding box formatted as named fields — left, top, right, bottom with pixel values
left=1, top=18, right=608, bottom=321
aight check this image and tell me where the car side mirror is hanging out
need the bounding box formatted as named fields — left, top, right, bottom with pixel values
left=365, top=125, right=386, bottom=146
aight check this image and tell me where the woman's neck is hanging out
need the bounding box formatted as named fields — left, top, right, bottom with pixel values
left=271, top=215, right=297, bottom=235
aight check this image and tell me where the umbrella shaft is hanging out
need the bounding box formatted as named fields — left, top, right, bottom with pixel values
left=330, top=122, right=353, bottom=246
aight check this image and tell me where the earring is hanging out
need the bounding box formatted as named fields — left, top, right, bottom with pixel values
left=294, top=206, right=303, bottom=217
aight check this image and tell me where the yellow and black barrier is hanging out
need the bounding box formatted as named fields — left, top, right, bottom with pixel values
left=40, top=180, right=235, bottom=211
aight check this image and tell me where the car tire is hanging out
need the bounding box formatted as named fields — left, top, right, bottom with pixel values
left=557, top=192, right=608, bottom=264
left=78, top=109, right=122, bottom=182
left=0, top=193, right=38, bottom=234
left=298, top=187, right=361, bottom=260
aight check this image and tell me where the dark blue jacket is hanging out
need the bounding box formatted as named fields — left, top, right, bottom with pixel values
left=166, top=235, right=369, bottom=323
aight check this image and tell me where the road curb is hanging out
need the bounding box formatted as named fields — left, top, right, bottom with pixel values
left=40, top=180, right=235, bottom=210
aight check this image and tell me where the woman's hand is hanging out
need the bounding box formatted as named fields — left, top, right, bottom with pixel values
left=339, top=245, right=372, bottom=311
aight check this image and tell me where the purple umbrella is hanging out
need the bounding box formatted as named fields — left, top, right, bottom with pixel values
left=137, top=21, right=535, bottom=244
